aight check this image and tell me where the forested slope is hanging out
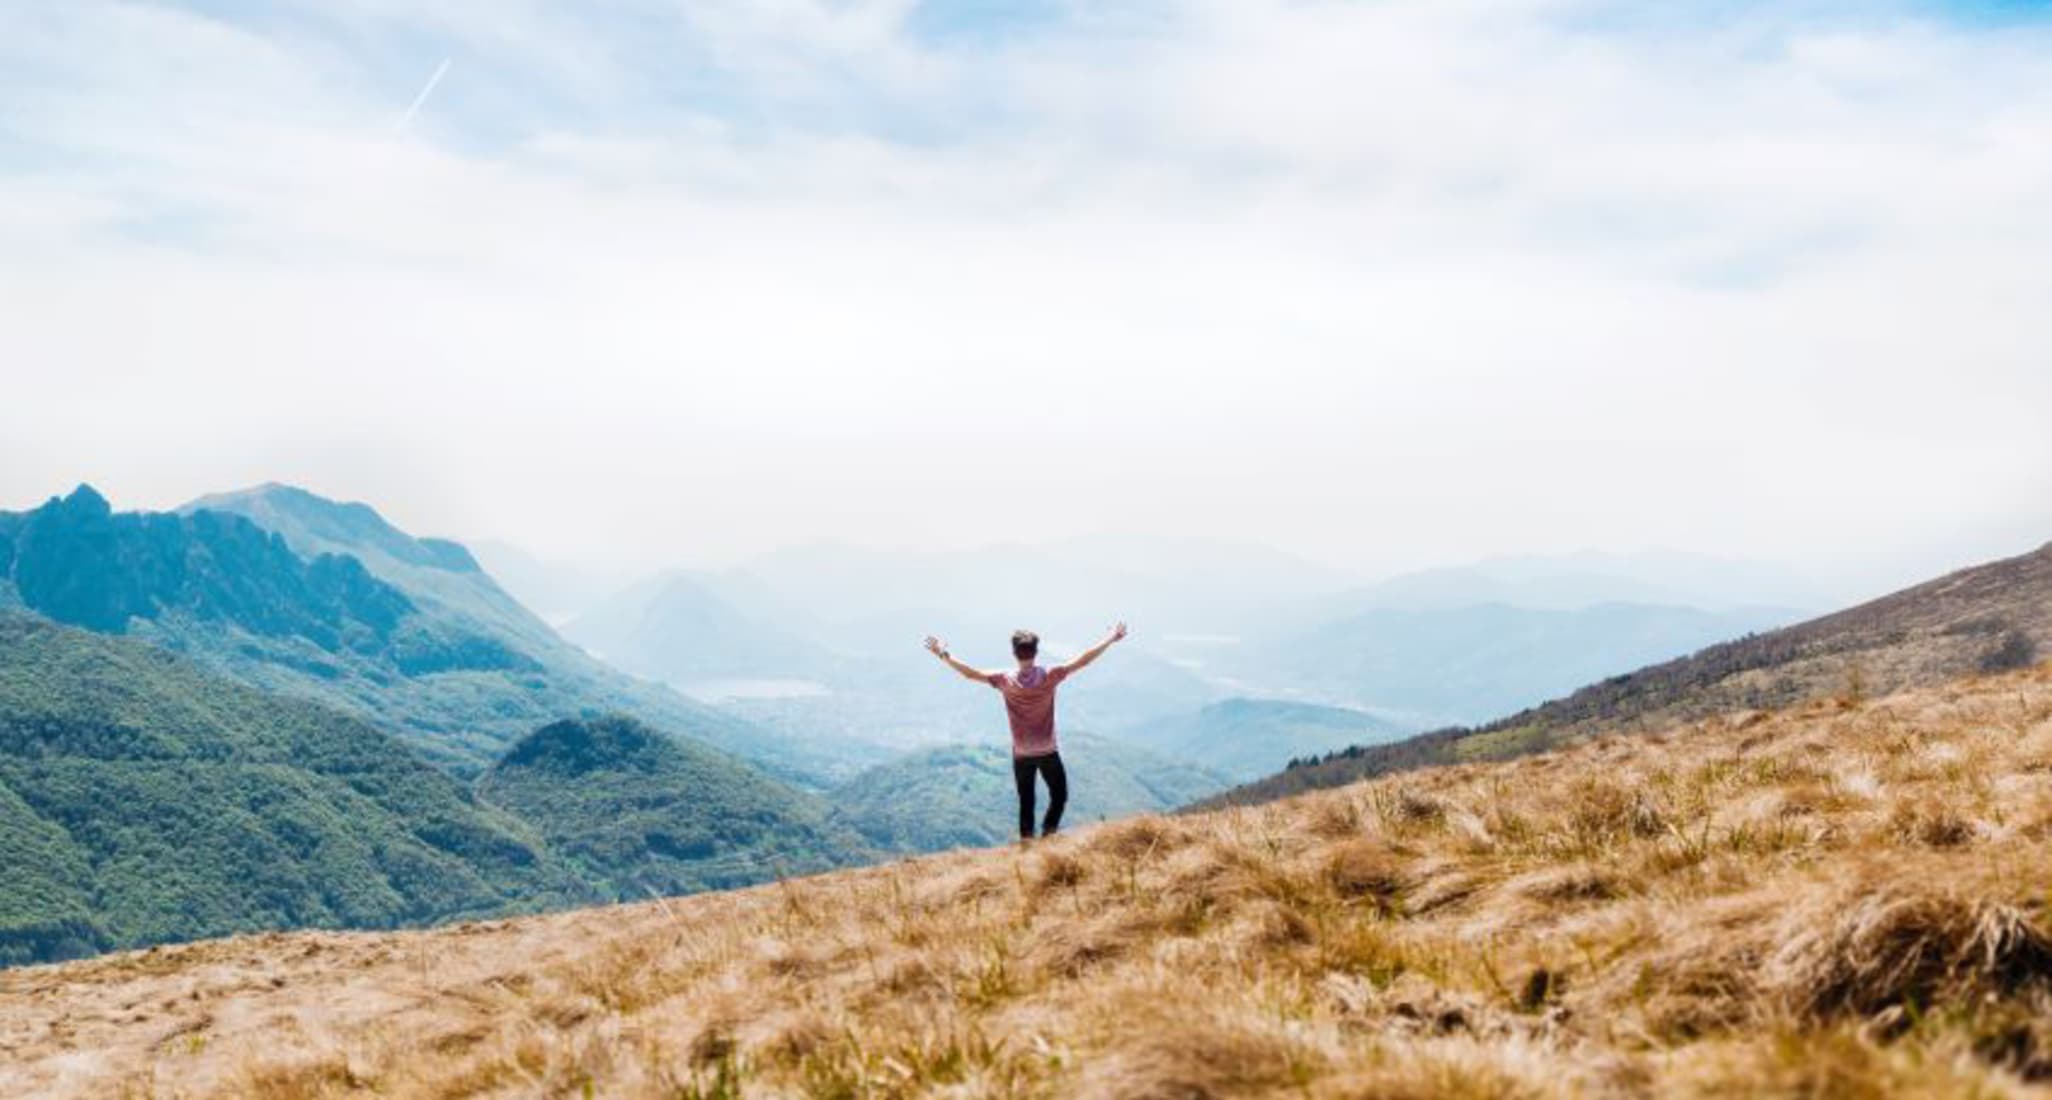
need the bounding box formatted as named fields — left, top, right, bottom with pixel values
left=0, top=614, right=586, bottom=965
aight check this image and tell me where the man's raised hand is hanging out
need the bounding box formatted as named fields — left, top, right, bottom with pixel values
left=1109, top=621, right=1129, bottom=644
left=923, top=635, right=949, bottom=658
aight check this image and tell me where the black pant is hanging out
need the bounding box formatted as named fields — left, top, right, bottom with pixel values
left=1013, top=752, right=1068, bottom=838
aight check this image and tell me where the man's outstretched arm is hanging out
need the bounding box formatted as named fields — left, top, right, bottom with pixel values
left=1059, top=621, right=1129, bottom=677
left=924, top=636, right=994, bottom=684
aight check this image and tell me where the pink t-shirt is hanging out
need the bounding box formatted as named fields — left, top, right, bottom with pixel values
left=986, top=664, right=1070, bottom=758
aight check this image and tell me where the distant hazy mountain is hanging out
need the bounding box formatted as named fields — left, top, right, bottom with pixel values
left=1468, top=550, right=1824, bottom=608
left=717, top=534, right=1352, bottom=650
left=828, top=733, right=1228, bottom=852
left=171, top=484, right=858, bottom=784
left=0, top=614, right=585, bottom=965
left=478, top=716, right=871, bottom=899
left=466, top=539, right=621, bottom=627
left=568, top=552, right=1234, bottom=759
left=1205, top=538, right=2052, bottom=809
left=1037, top=533, right=1353, bottom=606
left=1294, top=550, right=1824, bottom=620
left=1115, top=698, right=1413, bottom=782
left=1243, top=601, right=1797, bottom=728
left=563, top=571, right=851, bottom=689
left=553, top=539, right=1817, bottom=757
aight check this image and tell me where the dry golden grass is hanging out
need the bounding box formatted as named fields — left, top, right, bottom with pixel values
left=7, top=664, right=2052, bottom=1098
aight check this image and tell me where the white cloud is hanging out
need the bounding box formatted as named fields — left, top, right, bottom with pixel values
left=0, top=0, right=2047, bottom=588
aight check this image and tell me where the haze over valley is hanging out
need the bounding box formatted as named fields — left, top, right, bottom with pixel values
left=490, top=508, right=1819, bottom=761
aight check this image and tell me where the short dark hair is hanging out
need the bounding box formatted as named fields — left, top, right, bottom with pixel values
left=1011, top=630, right=1039, bottom=661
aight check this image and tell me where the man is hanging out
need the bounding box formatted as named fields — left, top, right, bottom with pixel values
left=923, top=622, right=1129, bottom=842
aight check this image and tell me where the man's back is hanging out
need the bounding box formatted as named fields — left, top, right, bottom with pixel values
left=987, top=664, right=1069, bottom=758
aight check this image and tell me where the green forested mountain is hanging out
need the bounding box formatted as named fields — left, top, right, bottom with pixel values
left=478, top=716, right=872, bottom=899
left=0, top=614, right=588, bottom=966
left=0, top=484, right=414, bottom=646
left=179, top=484, right=860, bottom=784
left=0, top=484, right=848, bottom=784
left=1114, top=698, right=1411, bottom=782
left=828, top=733, right=1229, bottom=852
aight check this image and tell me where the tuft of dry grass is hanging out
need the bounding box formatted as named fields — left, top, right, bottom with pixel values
left=1770, top=884, right=2052, bottom=1024
left=1081, top=1004, right=1320, bottom=1100
left=1323, top=838, right=1410, bottom=908
left=5, top=663, right=2052, bottom=1098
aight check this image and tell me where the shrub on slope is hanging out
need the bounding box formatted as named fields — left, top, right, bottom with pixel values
left=477, top=715, right=871, bottom=898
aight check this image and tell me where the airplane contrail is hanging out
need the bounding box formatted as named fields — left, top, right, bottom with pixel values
left=396, top=57, right=452, bottom=131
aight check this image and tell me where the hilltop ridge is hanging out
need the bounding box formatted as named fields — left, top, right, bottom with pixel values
left=0, top=485, right=416, bottom=643
left=184, top=483, right=485, bottom=574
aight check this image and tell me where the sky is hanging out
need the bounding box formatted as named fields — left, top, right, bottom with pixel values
left=2, top=0, right=2049, bottom=587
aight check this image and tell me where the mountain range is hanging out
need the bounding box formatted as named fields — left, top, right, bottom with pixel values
left=8, top=477, right=2034, bottom=970
left=0, top=484, right=857, bottom=785
left=180, top=484, right=861, bottom=785
left=0, top=483, right=1286, bottom=962
left=0, top=486, right=901, bottom=963
left=547, top=536, right=1816, bottom=752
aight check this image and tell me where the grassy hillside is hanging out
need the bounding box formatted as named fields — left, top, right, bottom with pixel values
left=1210, top=539, right=2052, bottom=809
left=828, top=733, right=1229, bottom=851
left=1116, top=697, right=1412, bottom=782
left=7, top=662, right=2050, bottom=1097
left=477, top=716, right=872, bottom=898
left=0, top=614, right=587, bottom=965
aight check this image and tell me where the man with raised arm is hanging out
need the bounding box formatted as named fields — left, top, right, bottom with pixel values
left=923, top=622, right=1129, bottom=842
